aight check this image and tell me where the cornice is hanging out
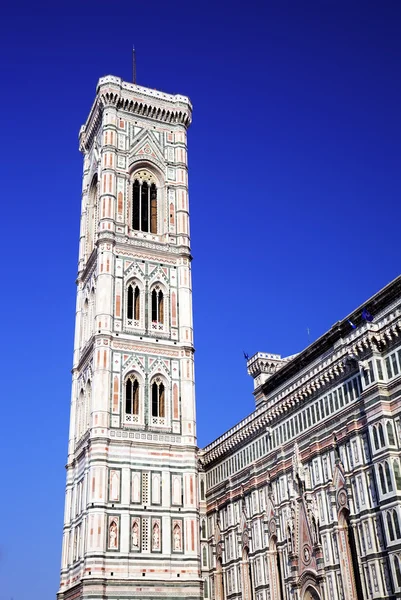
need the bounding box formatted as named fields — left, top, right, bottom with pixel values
left=115, top=235, right=191, bottom=259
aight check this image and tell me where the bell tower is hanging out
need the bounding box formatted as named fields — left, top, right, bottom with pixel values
left=58, top=76, right=201, bottom=600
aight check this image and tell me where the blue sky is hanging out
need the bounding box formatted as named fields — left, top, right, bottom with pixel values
left=0, top=1, right=400, bottom=598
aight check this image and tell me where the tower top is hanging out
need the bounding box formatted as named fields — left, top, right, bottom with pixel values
left=79, top=75, right=192, bottom=151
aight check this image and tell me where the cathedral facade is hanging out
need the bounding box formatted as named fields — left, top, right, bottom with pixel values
left=58, top=74, right=401, bottom=600
left=200, top=276, right=401, bottom=600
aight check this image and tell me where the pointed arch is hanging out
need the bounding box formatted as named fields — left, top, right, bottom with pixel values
left=200, top=479, right=205, bottom=501
left=379, top=464, right=387, bottom=494
left=125, top=277, right=144, bottom=329
left=127, top=282, right=140, bottom=321
left=173, top=383, right=179, bottom=420
left=378, top=423, right=385, bottom=446
left=394, top=510, right=401, bottom=539
left=303, top=586, right=321, bottom=600
left=81, top=297, right=89, bottom=347
left=394, top=554, right=401, bottom=588
left=86, top=174, right=98, bottom=257
left=337, top=509, right=364, bottom=600
left=202, top=545, right=208, bottom=567
left=394, top=460, right=401, bottom=490
left=387, top=512, right=395, bottom=541
left=151, top=378, right=165, bottom=418
left=268, top=536, right=283, bottom=600
left=124, top=372, right=142, bottom=424
left=150, top=375, right=167, bottom=426
left=387, top=420, right=396, bottom=445
left=385, top=461, right=393, bottom=491
left=201, top=518, right=207, bottom=538
left=373, top=426, right=379, bottom=450
left=151, top=287, right=164, bottom=325
left=130, top=169, right=159, bottom=234
left=77, top=388, right=84, bottom=439
left=85, top=379, right=91, bottom=430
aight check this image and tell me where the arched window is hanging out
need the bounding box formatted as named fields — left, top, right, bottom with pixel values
left=394, top=510, right=401, bottom=539
left=202, top=546, right=208, bottom=567
left=85, top=380, right=91, bottom=431
left=132, top=176, right=157, bottom=233
left=151, top=379, right=165, bottom=419
left=387, top=421, right=396, bottom=445
left=394, top=555, right=401, bottom=588
left=378, top=423, right=385, bottom=446
left=127, top=283, right=140, bottom=322
left=373, top=426, right=379, bottom=450
left=385, top=461, right=393, bottom=491
left=77, top=388, right=84, bottom=439
left=379, top=464, right=386, bottom=494
left=201, top=519, right=207, bottom=539
left=81, top=298, right=89, bottom=347
left=86, top=175, right=97, bottom=256
left=73, top=526, right=78, bottom=561
left=200, top=480, right=205, bottom=501
left=387, top=512, right=395, bottom=541
left=151, top=288, right=164, bottom=325
left=204, top=578, right=209, bottom=598
left=125, top=376, right=139, bottom=420
left=394, top=460, right=401, bottom=490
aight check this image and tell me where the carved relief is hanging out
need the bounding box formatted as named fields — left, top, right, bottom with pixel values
left=131, top=518, right=140, bottom=551
left=172, top=520, right=183, bottom=552
left=152, top=519, right=161, bottom=551
left=108, top=517, right=119, bottom=550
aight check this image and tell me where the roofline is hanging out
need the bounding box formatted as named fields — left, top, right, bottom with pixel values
left=202, top=273, right=401, bottom=455
left=259, top=274, right=401, bottom=397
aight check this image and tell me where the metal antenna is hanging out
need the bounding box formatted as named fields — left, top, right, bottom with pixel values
left=132, top=46, right=137, bottom=84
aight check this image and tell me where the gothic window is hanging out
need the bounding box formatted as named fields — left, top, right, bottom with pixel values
left=379, top=465, right=387, bottom=494
left=151, top=288, right=164, bottom=325
left=387, top=421, right=396, bottom=445
left=85, top=380, right=91, bottom=431
left=394, top=555, right=401, bottom=588
left=385, top=461, right=393, bottom=492
left=81, top=298, right=89, bottom=347
left=394, top=510, right=401, bottom=539
left=151, top=378, right=165, bottom=420
left=125, top=375, right=140, bottom=422
left=86, top=174, right=98, bottom=256
left=132, top=176, right=157, bottom=233
left=394, top=460, right=401, bottom=490
left=373, top=427, right=379, bottom=450
left=200, top=480, right=205, bottom=501
left=127, top=283, right=140, bottom=322
left=387, top=512, right=395, bottom=541
left=77, top=388, right=84, bottom=440
left=202, top=546, right=208, bottom=567
left=201, top=519, right=207, bottom=539
left=378, top=423, right=385, bottom=446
